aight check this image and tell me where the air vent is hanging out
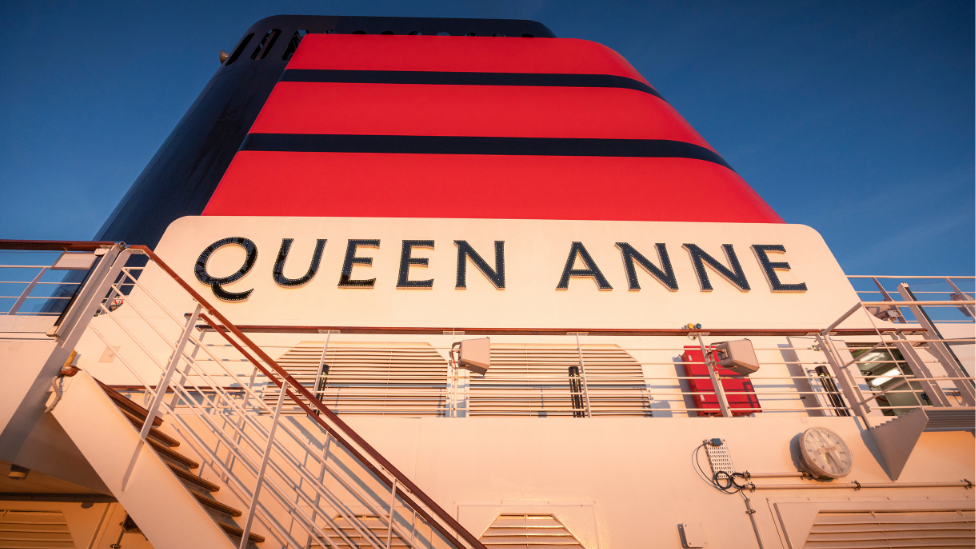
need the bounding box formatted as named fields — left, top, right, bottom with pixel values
left=469, top=345, right=651, bottom=417
left=224, top=33, right=254, bottom=65
left=804, top=510, right=975, bottom=548
left=0, top=509, right=75, bottom=548
left=281, top=30, right=307, bottom=61
left=263, top=343, right=448, bottom=416
left=309, top=515, right=408, bottom=548
left=250, top=29, right=281, bottom=60
left=479, top=514, right=584, bottom=548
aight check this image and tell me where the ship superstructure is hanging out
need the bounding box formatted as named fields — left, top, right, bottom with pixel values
left=1, top=16, right=973, bottom=549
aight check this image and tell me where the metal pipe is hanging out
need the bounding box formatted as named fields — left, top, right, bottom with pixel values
left=749, top=480, right=972, bottom=490
left=575, top=333, right=593, bottom=418
left=848, top=275, right=975, bottom=279
left=741, top=495, right=766, bottom=549
left=821, top=302, right=863, bottom=337
left=861, top=300, right=975, bottom=306
left=743, top=472, right=805, bottom=478
left=698, top=337, right=732, bottom=418
left=240, top=378, right=290, bottom=549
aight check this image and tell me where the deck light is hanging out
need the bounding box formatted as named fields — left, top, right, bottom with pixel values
left=714, top=340, right=760, bottom=376
left=8, top=464, right=29, bottom=480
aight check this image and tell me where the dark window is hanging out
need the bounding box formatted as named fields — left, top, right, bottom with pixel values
left=225, top=33, right=254, bottom=65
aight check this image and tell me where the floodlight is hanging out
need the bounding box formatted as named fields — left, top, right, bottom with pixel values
left=714, top=339, right=759, bottom=376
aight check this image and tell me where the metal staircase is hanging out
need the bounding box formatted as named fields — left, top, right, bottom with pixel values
left=95, top=379, right=266, bottom=545
left=9, top=240, right=486, bottom=549
left=816, top=300, right=976, bottom=481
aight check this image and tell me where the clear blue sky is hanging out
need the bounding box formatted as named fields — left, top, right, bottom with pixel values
left=1, top=0, right=973, bottom=276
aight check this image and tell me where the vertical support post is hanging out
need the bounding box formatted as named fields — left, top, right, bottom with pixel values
left=697, top=337, right=731, bottom=418
left=7, top=268, right=46, bottom=315
left=386, top=479, right=398, bottom=549
left=449, top=338, right=459, bottom=418
left=304, top=435, right=332, bottom=549
left=311, top=331, right=332, bottom=414
left=239, top=378, right=289, bottom=549
left=139, top=303, right=202, bottom=441
left=574, top=334, right=593, bottom=418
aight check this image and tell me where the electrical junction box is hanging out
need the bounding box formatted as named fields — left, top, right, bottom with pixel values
left=679, top=522, right=707, bottom=547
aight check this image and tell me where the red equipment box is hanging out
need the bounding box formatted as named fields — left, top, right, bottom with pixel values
left=680, top=346, right=761, bottom=417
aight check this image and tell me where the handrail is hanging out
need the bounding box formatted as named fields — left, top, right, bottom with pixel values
left=0, top=239, right=118, bottom=252
left=195, top=325, right=928, bottom=336
left=128, top=245, right=486, bottom=549
left=848, top=275, right=975, bottom=279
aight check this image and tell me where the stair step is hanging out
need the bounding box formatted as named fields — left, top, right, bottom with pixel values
left=147, top=437, right=198, bottom=469
left=95, top=379, right=163, bottom=427
left=119, top=407, right=180, bottom=447
left=167, top=465, right=220, bottom=492
left=191, top=491, right=242, bottom=517
left=218, top=521, right=265, bottom=543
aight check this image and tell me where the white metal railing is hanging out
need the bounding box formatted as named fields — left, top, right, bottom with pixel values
left=15, top=238, right=970, bottom=426
left=814, top=295, right=975, bottom=422
left=0, top=252, right=89, bottom=316
left=16, top=240, right=486, bottom=549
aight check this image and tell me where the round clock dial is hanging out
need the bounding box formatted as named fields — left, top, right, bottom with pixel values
left=798, top=427, right=853, bottom=479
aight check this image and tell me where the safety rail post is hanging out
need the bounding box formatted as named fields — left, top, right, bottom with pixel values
left=240, top=378, right=289, bottom=549
left=311, top=331, right=333, bottom=415
left=572, top=333, right=593, bottom=417
left=386, top=479, right=398, bottom=549
left=139, top=303, right=202, bottom=441
left=696, top=336, right=731, bottom=418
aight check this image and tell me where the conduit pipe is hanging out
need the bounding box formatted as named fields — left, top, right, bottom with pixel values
left=743, top=472, right=805, bottom=479
left=748, top=480, right=972, bottom=491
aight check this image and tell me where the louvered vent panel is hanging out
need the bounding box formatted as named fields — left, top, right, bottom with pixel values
left=0, top=509, right=75, bottom=548
left=309, top=515, right=409, bottom=548
left=804, top=509, right=975, bottom=548
left=479, top=514, right=585, bottom=549
left=264, top=343, right=448, bottom=416
left=469, top=345, right=650, bottom=417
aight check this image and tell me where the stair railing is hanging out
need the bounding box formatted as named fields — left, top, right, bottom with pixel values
left=816, top=299, right=975, bottom=422
left=8, top=239, right=485, bottom=549
left=99, top=266, right=445, bottom=549
left=86, top=272, right=412, bottom=547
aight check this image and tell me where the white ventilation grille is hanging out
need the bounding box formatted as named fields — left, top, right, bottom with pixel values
left=0, top=509, right=75, bottom=548
left=264, top=343, right=448, bottom=416
left=804, top=509, right=976, bottom=548
left=469, top=345, right=650, bottom=417
left=479, top=514, right=585, bottom=549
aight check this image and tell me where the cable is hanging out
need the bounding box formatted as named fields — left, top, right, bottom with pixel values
left=692, top=444, right=754, bottom=494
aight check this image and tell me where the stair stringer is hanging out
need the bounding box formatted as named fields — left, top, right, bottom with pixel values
left=52, top=371, right=237, bottom=549
left=867, top=408, right=929, bottom=481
